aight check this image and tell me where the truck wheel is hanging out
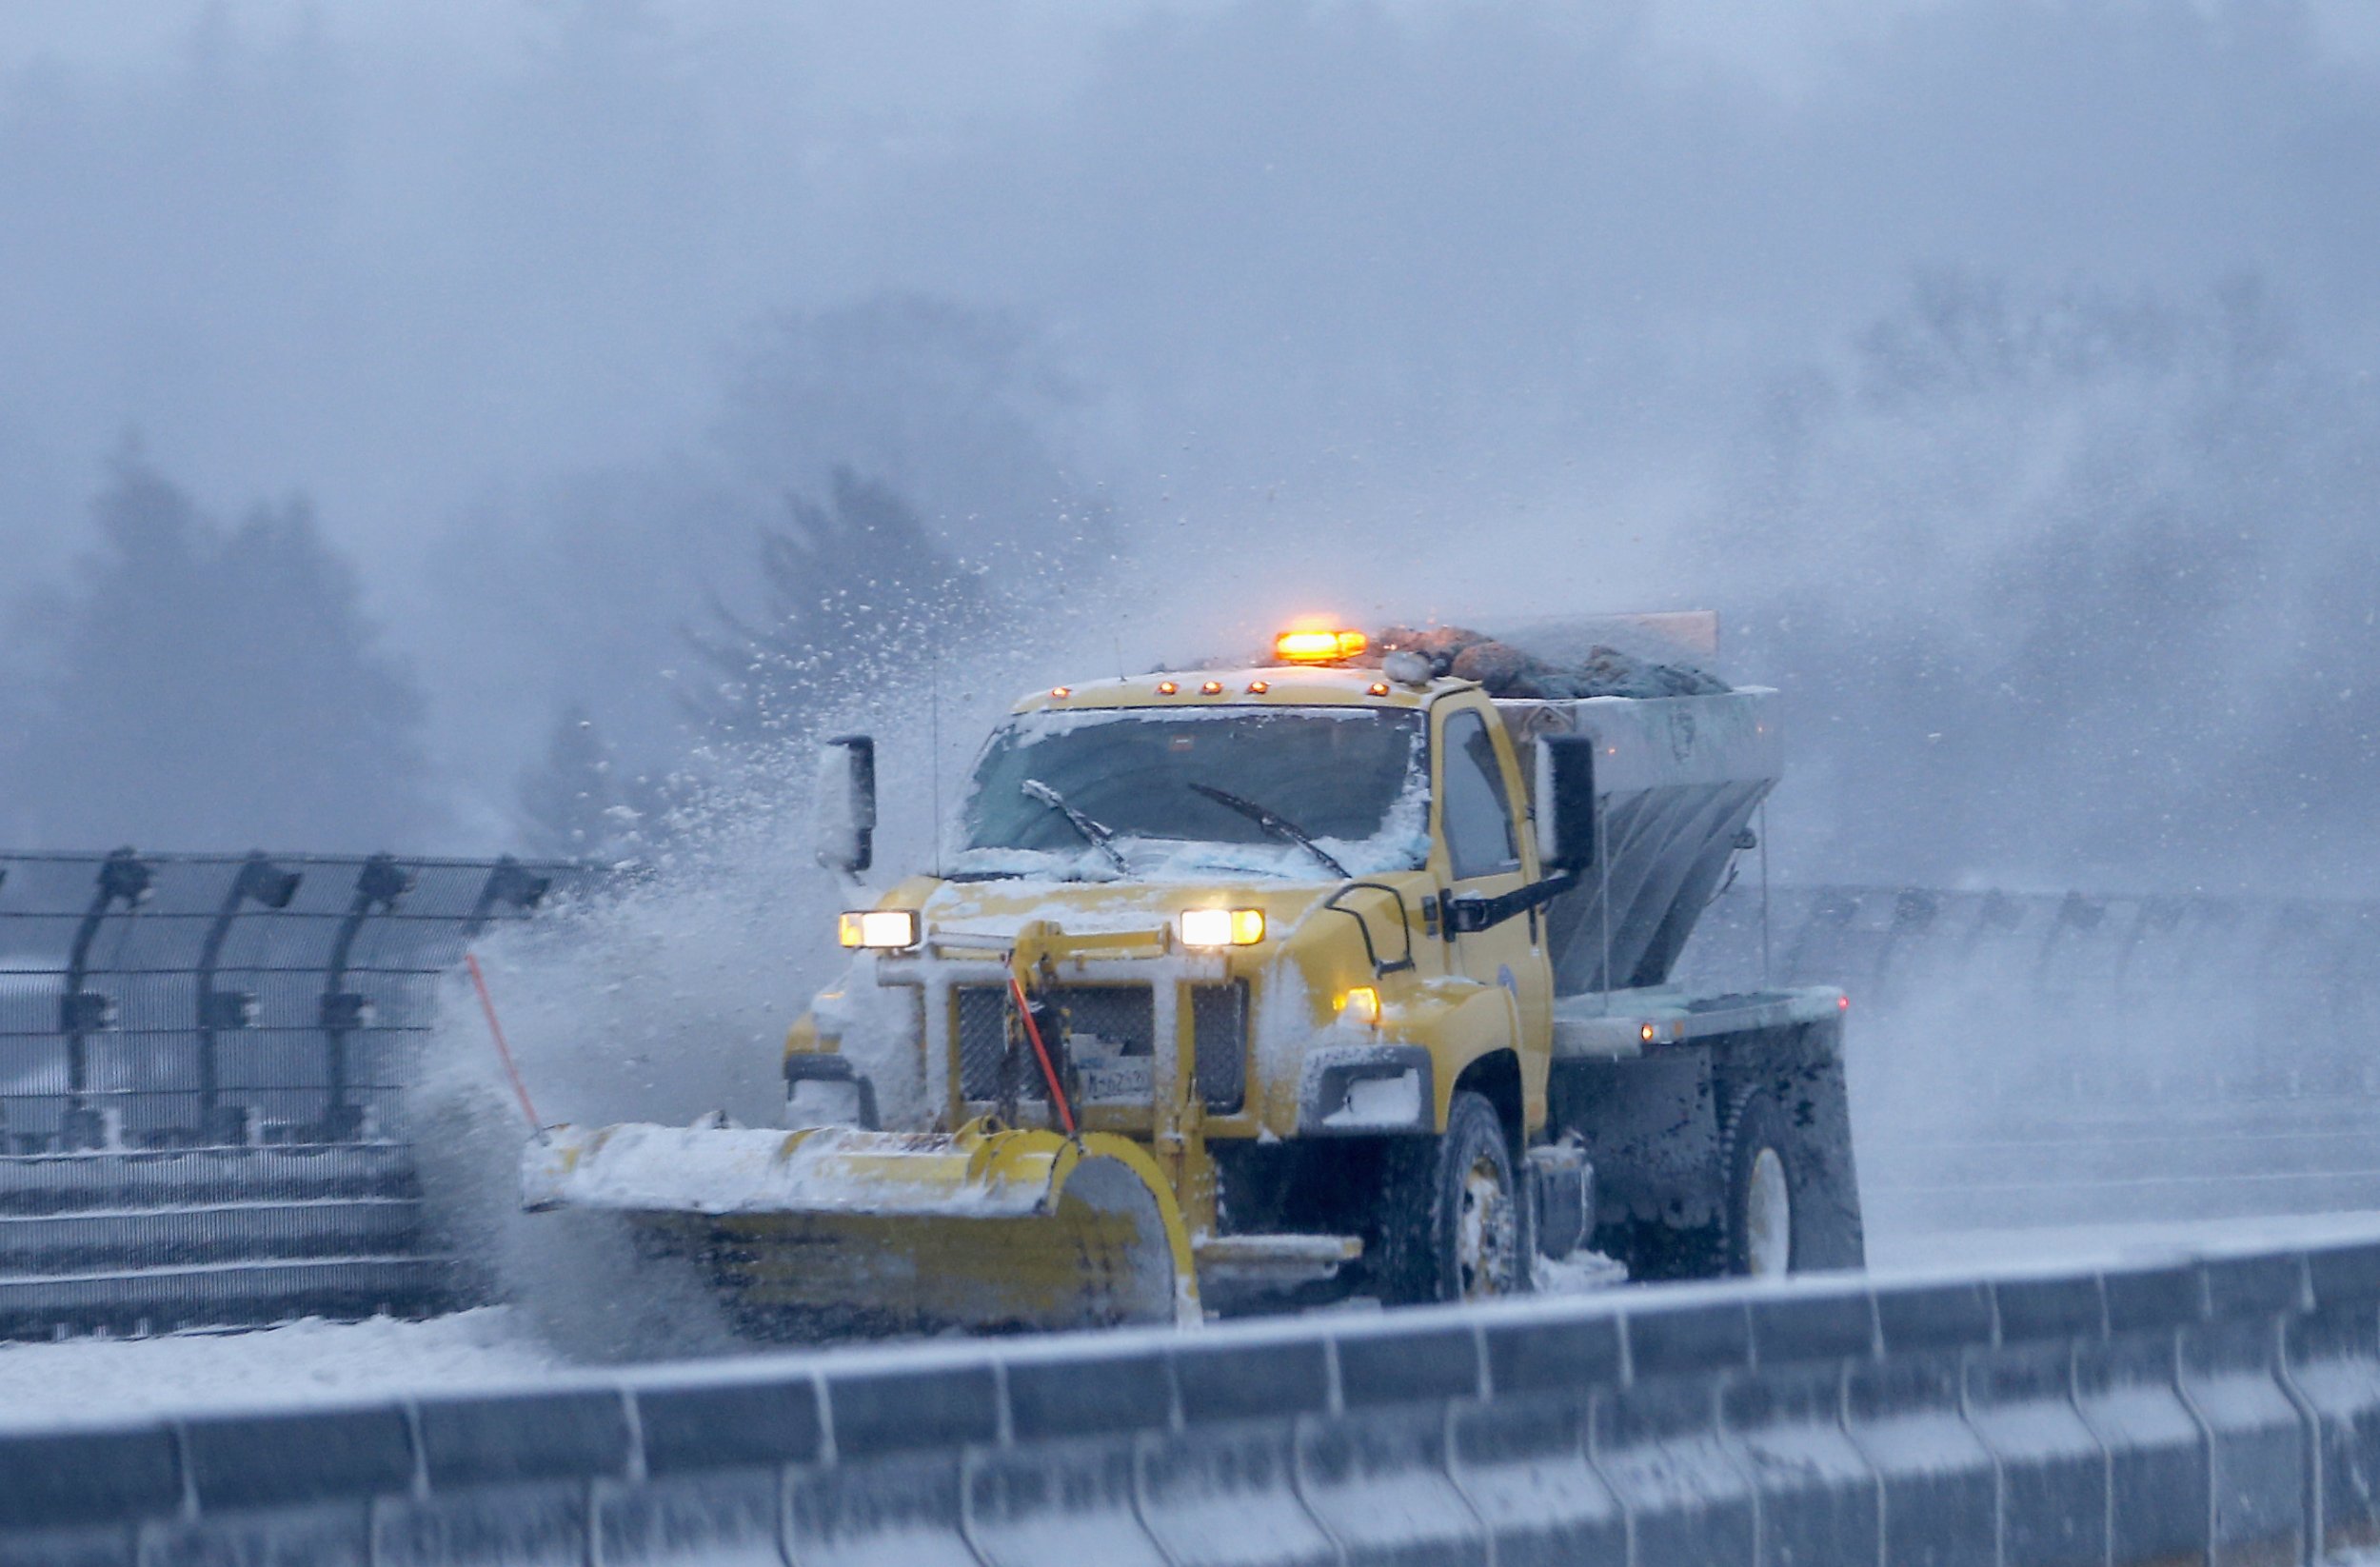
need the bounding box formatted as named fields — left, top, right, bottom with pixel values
left=1374, top=1090, right=1530, bottom=1305
left=1723, top=1088, right=1861, bottom=1276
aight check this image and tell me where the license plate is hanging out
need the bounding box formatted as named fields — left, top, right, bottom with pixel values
left=1074, top=1055, right=1152, bottom=1102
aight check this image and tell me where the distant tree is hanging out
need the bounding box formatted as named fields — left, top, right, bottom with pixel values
left=1717, top=271, right=2380, bottom=896
left=688, top=466, right=990, bottom=743
left=718, top=295, right=1116, bottom=567
left=516, top=703, right=624, bottom=859
left=0, top=451, right=437, bottom=850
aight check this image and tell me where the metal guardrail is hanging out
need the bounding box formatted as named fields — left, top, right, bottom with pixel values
left=0, top=850, right=589, bottom=1151
left=4, top=1234, right=2377, bottom=1565
left=2, top=855, right=2373, bottom=1334
left=0, top=850, right=595, bottom=1338
left=1685, top=883, right=2380, bottom=1232
left=1688, top=882, right=2380, bottom=1103
left=1695, top=881, right=2380, bottom=1011
left=8, top=858, right=2364, bottom=1153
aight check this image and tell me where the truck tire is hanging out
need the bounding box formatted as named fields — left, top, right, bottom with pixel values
left=1373, top=1090, right=1531, bottom=1305
left=1722, top=1087, right=1863, bottom=1276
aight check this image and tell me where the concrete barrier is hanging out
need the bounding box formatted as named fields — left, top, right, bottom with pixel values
left=8, top=1232, right=2380, bottom=1566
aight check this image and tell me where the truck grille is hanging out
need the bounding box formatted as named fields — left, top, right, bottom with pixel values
left=1191, top=982, right=1248, bottom=1114
left=952, top=982, right=1245, bottom=1112
left=955, top=984, right=1154, bottom=1101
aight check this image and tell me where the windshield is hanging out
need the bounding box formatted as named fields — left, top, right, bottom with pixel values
left=951, top=705, right=1428, bottom=881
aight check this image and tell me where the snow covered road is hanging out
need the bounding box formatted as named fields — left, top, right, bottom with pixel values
left=0, top=1307, right=561, bottom=1429
left=1870, top=1206, right=2380, bottom=1275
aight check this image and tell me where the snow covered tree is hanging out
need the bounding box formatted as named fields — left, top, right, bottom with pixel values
left=0, top=451, right=437, bottom=850
left=718, top=295, right=1116, bottom=569
left=516, top=703, right=625, bottom=858
left=690, top=467, right=989, bottom=743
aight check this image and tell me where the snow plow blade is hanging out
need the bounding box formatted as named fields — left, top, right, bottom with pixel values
left=522, top=1120, right=1199, bottom=1336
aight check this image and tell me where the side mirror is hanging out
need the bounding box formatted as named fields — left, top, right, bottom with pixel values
left=812, top=735, right=878, bottom=874
left=1533, top=735, right=1597, bottom=871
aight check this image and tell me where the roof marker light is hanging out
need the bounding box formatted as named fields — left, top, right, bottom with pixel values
left=1157, top=681, right=1179, bottom=695
left=1200, top=680, right=1224, bottom=695
left=1051, top=686, right=1071, bottom=700
left=1367, top=682, right=1391, bottom=697
left=1247, top=680, right=1270, bottom=694
left=1274, top=628, right=1368, bottom=664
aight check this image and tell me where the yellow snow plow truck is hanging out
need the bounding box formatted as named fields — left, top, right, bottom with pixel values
left=524, top=615, right=1862, bottom=1334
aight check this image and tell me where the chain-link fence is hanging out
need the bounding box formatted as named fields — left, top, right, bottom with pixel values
left=1684, top=882, right=2380, bottom=1110
left=0, top=850, right=594, bottom=1153
left=1676, top=882, right=2380, bottom=1233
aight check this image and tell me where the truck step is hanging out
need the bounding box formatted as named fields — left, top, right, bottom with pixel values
left=1194, top=1234, right=1363, bottom=1285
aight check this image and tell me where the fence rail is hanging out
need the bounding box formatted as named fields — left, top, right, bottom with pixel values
left=1689, top=881, right=2380, bottom=1105
left=0, top=850, right=591, bottom=1151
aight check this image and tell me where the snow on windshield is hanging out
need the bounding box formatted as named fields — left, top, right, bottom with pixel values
left=947, top=705, right=1429, bottom=882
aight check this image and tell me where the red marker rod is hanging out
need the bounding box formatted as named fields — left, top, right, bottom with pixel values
left=466, top=951, right=543, bottom=1130
left=1009, top=975, right=1078, bottom=1136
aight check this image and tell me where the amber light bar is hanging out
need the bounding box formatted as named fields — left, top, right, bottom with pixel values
left=1274, top=628, right=1369, bottom=663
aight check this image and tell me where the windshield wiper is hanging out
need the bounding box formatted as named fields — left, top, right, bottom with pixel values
left=1187, top=783, right=1351, bottom=880
left=1020, top=779, right=1130, bottom=874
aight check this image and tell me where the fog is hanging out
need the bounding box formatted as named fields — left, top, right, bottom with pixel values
left=3, top=0, right=2377, bottom=901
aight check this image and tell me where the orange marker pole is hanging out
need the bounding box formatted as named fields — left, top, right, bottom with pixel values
left=1009, top=975, right=1078, bottom=1136
left=466, top=952, right=542, bottom=1130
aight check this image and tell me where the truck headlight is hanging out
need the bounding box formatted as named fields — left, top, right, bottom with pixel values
left=838, top=909, right=920, bottom=950
left=1180, top=907, right=1265, bottom=947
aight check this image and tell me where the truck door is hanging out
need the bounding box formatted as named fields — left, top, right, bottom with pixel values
left=1435, top=705, right=1554, bottom=1112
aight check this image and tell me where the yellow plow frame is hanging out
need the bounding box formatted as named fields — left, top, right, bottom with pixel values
left=523, top=1118, right=1199, bottom=1336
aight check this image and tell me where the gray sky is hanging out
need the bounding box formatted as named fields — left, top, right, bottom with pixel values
left=4, top=0, right=2377, bottom=890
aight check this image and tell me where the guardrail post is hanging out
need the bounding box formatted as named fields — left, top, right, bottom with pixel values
left=1133, top=1337, right=1340, bottom=1566
left=58, top=848, right=149, bottom=1150
left=1731, top=1290, right=1882, bottom=1564
left=193, top=854, right=302, bottom=1146
left=2183, top=1255, right=2314, bottom=1566
left=2089, top=1263, right=2214, bottom=1566
left=2293, top=1242, right=2380, bottom=1557
left=463, top=856, right=552, bottom=940
left=1849, top=1280, right=1998, bottom=1565
left=1293, top=1321, right=1488, bottom=1563
left=1589, top=1300, right=1758, bottom=1565
left=317, top=855, right=411, bottom=1142
left=1458, top=1312, right=1625, bottom=1563
left=1974, top=1274, right=2112, bottom=1567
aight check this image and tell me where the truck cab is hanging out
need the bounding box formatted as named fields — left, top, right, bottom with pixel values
left=787, top=623, right=1863, bottom=1309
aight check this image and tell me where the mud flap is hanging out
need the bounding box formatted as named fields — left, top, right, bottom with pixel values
left=524, top=1120, right=1199, bottom=1337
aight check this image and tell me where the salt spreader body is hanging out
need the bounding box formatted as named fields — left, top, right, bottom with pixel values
left=525, top=616, right=1863, bottom=1333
